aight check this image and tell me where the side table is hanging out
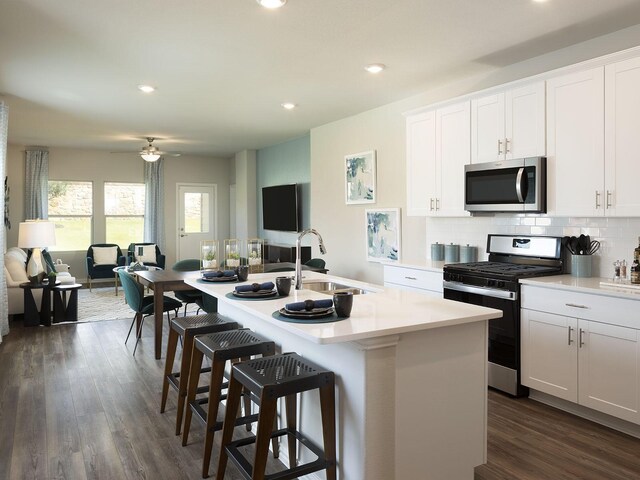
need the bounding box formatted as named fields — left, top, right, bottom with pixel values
left=19, top=281, right=54, bottom=327
left=52, top=283, right=82, bottom=323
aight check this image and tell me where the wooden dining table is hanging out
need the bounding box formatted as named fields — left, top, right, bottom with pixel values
left=134, top=269, right=197, bottom=359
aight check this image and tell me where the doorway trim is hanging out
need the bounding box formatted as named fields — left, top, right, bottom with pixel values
left=176, top=182, right=217, bottom=261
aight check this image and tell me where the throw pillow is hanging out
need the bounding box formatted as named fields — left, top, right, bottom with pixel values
left=134, top=244, right=157, bottom=264
left=4, top=254, right=28, bottom=284
left=92, top=246, right=118, bottom=265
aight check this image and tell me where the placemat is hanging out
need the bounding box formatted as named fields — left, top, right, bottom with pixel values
left=271, top=311, right=347, bottom=324
left=225, top=291, right=280, bottom=301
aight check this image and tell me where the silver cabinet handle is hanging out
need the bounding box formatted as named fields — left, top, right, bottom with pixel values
left=568, top=326, right=574, bottom=345
left=404, top=276, right=417, bottom=281
left=498, top=139, right=504, bottom=155
left=595, top=191, right=601, bottom=209
left=606, top=190, right=612, bottom=209
left=435, top=198, right=440, bottom=211
left=429, top=198, right=434, bottom=211
left=566, top=303, right=589, bottom=309
left=505, top=138, right=511, bottom=153
left=579, top=328, right=585, bottom=348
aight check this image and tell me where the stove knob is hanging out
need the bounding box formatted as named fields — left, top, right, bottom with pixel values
left=497, top=281, right=505, bottom=289
left=487, top=279, right=496, bottom=287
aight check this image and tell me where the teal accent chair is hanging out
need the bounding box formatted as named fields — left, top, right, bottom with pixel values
left=86, top=243, right=126, bottom=291
left=172, top=259, right=206, bottom=316
left=118, top=270, right=182, bottom=356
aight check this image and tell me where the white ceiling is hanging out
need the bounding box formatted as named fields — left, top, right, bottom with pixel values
left=2, top=0, right=640, bottom=158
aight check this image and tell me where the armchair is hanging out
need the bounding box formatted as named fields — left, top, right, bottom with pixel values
left=126, top=243, right=166, bottom=269
left=86, top=244, right=126, bottom=291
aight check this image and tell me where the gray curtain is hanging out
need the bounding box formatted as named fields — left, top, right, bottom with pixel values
left=25, top=149, right=49, bottom=220
left=1, top=102, right=9, bottom=341
left=144, top=157, right=165, bottom=250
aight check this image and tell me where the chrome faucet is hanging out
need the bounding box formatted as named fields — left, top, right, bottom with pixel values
left=295, top=228, right=327, bottom=290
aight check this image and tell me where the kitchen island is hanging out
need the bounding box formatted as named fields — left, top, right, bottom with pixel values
left=186, top=271, right=501, bottom=480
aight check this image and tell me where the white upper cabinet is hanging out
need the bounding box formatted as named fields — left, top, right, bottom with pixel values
left=546, top=67, right=605, bottom=216
left=604, top=56, right=640, bottom=216
left=435, top=101, right=471, bottom=217
left=471, top=82, right=545, bottom=164
left=406, top=111, right=436, bottom=216
left=405, top=101, right=470, bottom=217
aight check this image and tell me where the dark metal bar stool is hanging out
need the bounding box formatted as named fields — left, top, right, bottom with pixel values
left=160, top=314, right=238, bottom=435
left=182, top=329, right=276, bottom=478
left=216, top=352, right=337, bottom=480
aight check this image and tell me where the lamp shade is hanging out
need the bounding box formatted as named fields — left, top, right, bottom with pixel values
left=18, top=220, right=56, bottom=249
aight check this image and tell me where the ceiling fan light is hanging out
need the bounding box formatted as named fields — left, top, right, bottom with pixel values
left=257, top=0, right=287, bottom=9
left=141, top=153, right=160, bottom=162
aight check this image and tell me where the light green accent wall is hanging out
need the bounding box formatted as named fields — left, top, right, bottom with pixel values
left=256, top=135, right=310, bottom=244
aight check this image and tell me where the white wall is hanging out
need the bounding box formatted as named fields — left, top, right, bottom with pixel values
left=311, top=24, right=640, bottom=285
left=6, top=144, right=231, bottom=280
left=233, top=150, right=257, bottom=242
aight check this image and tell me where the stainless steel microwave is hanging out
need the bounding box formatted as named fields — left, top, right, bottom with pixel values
left=464, top=157, right=546, bottom=213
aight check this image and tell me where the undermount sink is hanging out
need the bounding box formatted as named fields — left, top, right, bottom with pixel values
left=301, top=280, right=369, bottom=295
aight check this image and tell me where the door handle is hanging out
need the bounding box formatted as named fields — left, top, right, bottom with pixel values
left=579, top=328, right=585, bottom=348
left=595, top=191, right=601, bottom=209
left=498, top=139, right=504, bottom=155
left=515, top=167, right=525, bottom=203
left=505, top=138, right=511, bottom=153
left=435, top=198, right=440, bottom=211
left=430, top=198, right=434, bottom=211
left=606, top=190, right=612, bottom=209
left=180, top=234, right=187, bottom=237
left=567, top=326, right=574, bottom=345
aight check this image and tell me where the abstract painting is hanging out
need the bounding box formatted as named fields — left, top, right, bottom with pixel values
left=345, top=150, right=376, bottom=204
left=365, top=208, right=400, bottom=263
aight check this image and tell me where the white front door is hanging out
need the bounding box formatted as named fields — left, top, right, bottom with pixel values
left=177, top=183, right=217, bottom=261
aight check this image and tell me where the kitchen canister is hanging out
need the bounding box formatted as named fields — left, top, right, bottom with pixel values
left=460, top=244, right=477, bottom=263
left=444, top=243, right=460, bottom=263
left=571, top=254, right=592, bottom=278
left=431, top=242, right=445, bottom=261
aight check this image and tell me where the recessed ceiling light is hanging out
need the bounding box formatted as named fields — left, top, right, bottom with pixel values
left=532, top=0, right=549, bottom=3
left=281, top=102, right=297, bottom=110
left=257, top=0, right=287, bottom=9
left=137, top=84, right=156, bottom=93
left=364, top=63, right=386, bottom=74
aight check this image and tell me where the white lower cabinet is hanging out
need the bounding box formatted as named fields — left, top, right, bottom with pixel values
left=521, top=288, right=640, bottom=425
left=383, top=264, right=442, bottom=297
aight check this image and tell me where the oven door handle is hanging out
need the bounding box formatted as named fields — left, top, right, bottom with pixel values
left=443, top=281, right=518, bottom=301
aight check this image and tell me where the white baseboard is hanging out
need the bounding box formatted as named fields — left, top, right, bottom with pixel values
left=528, top=389, right=640, bottom=439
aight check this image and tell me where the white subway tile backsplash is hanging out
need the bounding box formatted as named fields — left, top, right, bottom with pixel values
left=425, top=216, right=640, bottom=275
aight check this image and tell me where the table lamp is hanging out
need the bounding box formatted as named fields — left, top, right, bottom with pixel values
left=18, top=220, right=57, bottom=282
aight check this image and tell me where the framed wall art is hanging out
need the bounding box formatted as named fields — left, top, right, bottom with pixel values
left=345, top=150, right=376, bottom=204
left=365, top=208, right=400, bottom=263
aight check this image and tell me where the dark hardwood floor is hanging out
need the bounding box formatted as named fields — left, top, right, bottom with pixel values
left=1, top=318, right=640, bottom=479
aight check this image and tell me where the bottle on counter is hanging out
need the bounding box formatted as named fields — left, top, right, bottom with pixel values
left=635, top=236, right=640, bottom=263
left=613, top=260, right=621, bottom=282
left=631, top=261, right=640, bottom=285
left=621, top=260, right=627, bottom=280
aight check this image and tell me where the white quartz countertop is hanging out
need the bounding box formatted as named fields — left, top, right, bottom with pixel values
left=520, top=274, right=640, bottom=301
left=185, top=271, right=501, bottom=344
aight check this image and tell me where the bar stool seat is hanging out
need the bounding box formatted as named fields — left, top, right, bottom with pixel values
left=183, top=329, right=276, bottom=478
left=160, top=313, right=238, bottom=436
left=217, top=352, right=336, bottom=480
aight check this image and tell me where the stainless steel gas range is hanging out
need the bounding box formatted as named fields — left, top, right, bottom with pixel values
left=443, top=234, right=563, bottom=397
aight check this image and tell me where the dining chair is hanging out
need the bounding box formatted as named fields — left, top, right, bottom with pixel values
left=118, top=270, right=182, bottom=355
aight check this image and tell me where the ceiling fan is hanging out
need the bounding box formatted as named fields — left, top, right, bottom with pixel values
left=112, top=137, right=181, bottom=162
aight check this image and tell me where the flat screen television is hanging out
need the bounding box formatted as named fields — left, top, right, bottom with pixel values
left=262, top=184, right=299, bottom=232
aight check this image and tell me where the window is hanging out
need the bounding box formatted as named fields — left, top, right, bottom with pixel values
left=105, top=182, right=145, bottom=249
left=48, top=181, right=93, bottom=251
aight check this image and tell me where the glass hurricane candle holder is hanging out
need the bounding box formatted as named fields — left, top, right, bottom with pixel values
left=224, top=238, right=241, bottom=269
left=247, top=238, right=264, bottom=273
left=200, top=240, right=219, bottom=271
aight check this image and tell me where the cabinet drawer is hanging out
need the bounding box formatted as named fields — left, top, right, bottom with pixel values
left=384, top=265, right=443, bottom=293
left=521, top=285, right=640, bottom=329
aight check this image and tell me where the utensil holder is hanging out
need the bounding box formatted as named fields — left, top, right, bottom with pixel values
left=571, top=255, right=592, bottom=278
left=444, top=243, right=459, bottom=263
left=431, top=243, right=444, bottom=261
